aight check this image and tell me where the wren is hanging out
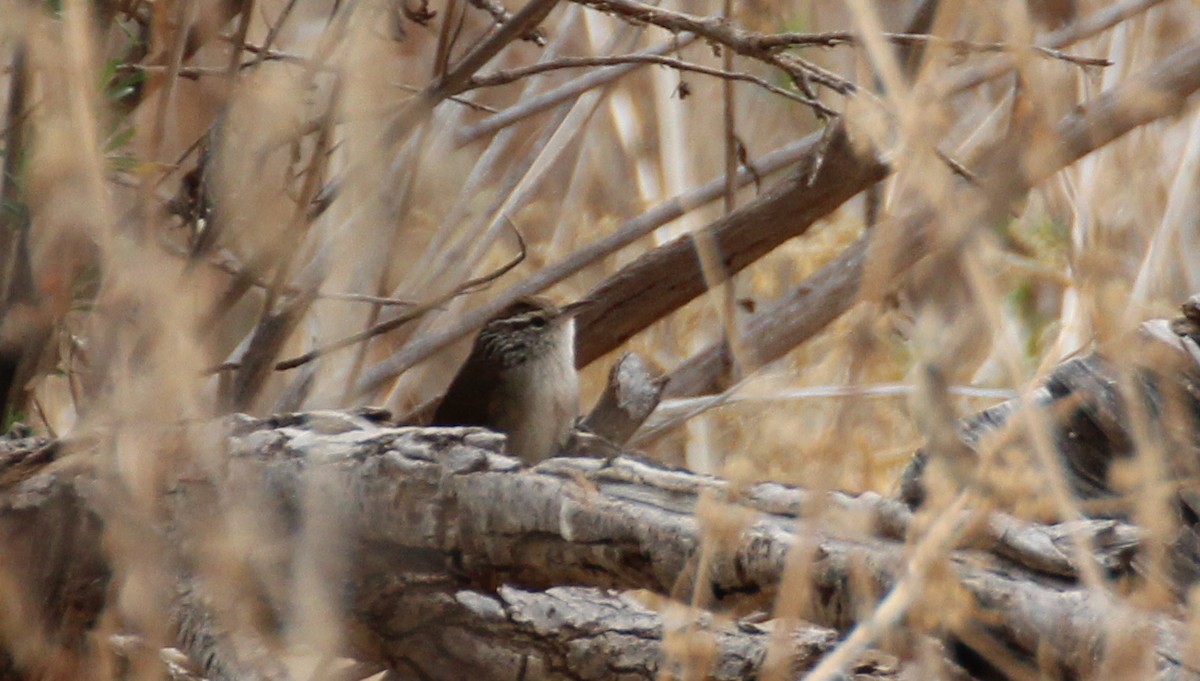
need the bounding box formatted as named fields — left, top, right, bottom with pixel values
left=433, top=297, right=584, bottom=463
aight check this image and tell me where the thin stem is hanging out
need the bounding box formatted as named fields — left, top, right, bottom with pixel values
left=467, top=53, right=836, bottom=115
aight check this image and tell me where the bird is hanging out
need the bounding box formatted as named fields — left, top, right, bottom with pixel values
left=432, top=296, right=586, bottom=463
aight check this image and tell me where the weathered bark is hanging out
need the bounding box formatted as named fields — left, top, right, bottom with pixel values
left=9, top=298, right=1200, bottom=681
left=224, top=422, right=1188, bottom=680
left=573, top=124, right=889, bottom=368
left=0, top=409, right=1194, bottom=680
left=0, top=437, right=108, bottom=681
left=580, top=352, right=666, bottom=446
left=352, top=583, right=905, bottom=681
left=901, top=313, right=1200, bottom=586
left=0, top=422, right=909, bottom=680
left=662, top=32, right=1200, bottom=401
left=172, top=584, right=295, bottom=681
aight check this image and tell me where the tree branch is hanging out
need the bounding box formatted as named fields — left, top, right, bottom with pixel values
left=658, top=31, right=1200, bottom=401
left=572, top=0, right=858, bottom=94
left=0, top=384, right=1189, bottom=680
left=572, top=123, right=888, bottom=368
left=466, top=53, right=836, bottom=115
left=351, top=583, right=898, bottom=680
left=355, top=135, right=819, bottom=397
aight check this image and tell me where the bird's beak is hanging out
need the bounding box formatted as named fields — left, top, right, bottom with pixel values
left=560, top=299, right=593, bottom=318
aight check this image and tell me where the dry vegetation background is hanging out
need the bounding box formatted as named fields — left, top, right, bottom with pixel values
left=4, top=0, right=1197, bottom=486
left=3, top=0, right=1200, bottom=678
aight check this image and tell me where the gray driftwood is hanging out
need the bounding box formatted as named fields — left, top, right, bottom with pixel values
left=352, top=584, right=905, bottom=681
left=0, top=410, right=1194, bottom=680
left=901, top=309, right=1200, bottom=588
left=579, top=352, right=667, bottom=446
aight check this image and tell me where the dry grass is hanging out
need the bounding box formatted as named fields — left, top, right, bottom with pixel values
left=2, top=0, right=1200, bottom=678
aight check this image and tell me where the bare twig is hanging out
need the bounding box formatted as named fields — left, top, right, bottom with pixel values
left=0, top=45, right=29, bottom=309
left=394, top=82, right=498, bottom=113
left=946, top=0, right=1170, bottom=94
left=1041, top=0, right=1171, bottom=51
left=436, top=0, right=563, bottom=99
left=355, top=137, right=819, bottom=396
left=237, top=42, right=312, bottom=66
left=433, top=0, right=466, bottom=80
left=570, top=124, right=887, bottom=369
left=466, top=53, right=837, bottom=115
left=129, top=54, right=500, bottom=115
left=748, top=32, right=1110, bottom=69
left=573, top=0, right=858, bottom=95
left=457, top=33, right=700, bottom=144
left=224, top=0, right=255, bottom=79
left=252, top=0, right=301, bottom=68
left=161, top=238, right=419, bottom=307
left=117, top=63, right=227, bottom=80
left=467, top=0, right=548, bottom=46
left=274, top=228, right=527, bottom=372
left=146, top=1, right=197, bottom=187
left=316, top=291, right=418, bottom=306
left=661, top=33, right=1200, bottom=403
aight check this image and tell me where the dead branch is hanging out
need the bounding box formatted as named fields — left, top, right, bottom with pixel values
left=466, top=53, right=836, bottom=114
left=273, top=226, right=526, bottom=373
left=0, top=380, right=1193, bottom=681
left=657, top=31, right=1200, bottom=401
left=580, top=352, right=666, bottom=446
left=173, top=584, right=293, bottom=681
left=428, top=0, right=1185, bottom=408
left=901, top=312, right=1200, bottom=583
left=572, top=0, right=858, bottom=95
left=466, top=0, right=548, bottom=46
left=0, top=418, right=914, bottom=680
left=402, top=0, right=562, bottom=109
left=350, top=583, right=906, bottom=680
left=457, top=33, right=699, bottom=144
left=664, top=236, right=869, bottom=399
left=945, top=0, right=1169, bottom=95
left=746, top=32, right=1110, bottom=68
left=355, top=135, right=817, bottom=397
left=573, top=123, right=887, bottom=368
left=215, top=419, right=1198, bottom=680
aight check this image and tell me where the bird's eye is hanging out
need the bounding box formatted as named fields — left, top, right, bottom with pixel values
left=529, top=315, right=547, bottom=328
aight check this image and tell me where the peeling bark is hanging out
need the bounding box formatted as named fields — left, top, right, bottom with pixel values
left=0, top=406, right=1194, bottom=680
left=351, top=584, right=903, bottom=681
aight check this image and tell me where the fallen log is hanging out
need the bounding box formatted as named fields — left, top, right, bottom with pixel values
left=0, top=408, right=1193, bottom=680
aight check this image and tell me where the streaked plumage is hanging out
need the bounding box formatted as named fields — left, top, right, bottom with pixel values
left=433, top=297, right=580, bottom=463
